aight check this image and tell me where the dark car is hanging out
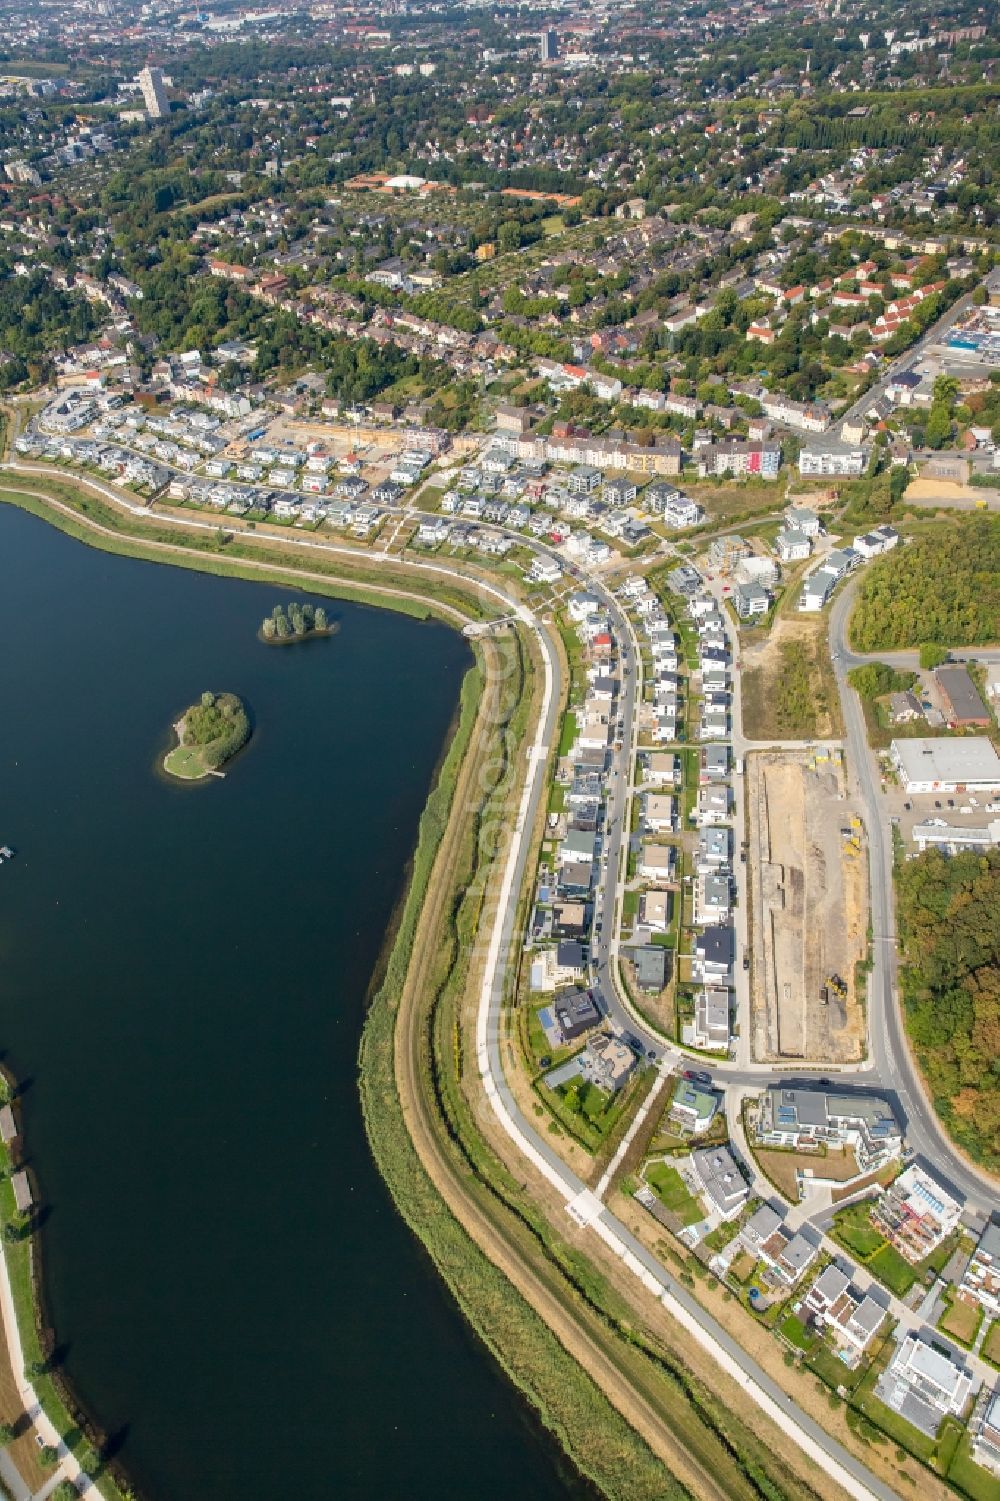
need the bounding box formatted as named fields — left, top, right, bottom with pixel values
left=683, top=1068, right=712, bottom=1085
left=743, top=955, right=750, bottom=971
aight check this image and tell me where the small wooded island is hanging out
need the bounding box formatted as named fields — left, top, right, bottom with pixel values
left=163, top=691, right=251, bottom=781
left=260, top=601, right=335, bottom=644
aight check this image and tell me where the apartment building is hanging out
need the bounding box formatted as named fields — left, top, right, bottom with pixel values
left=758, top=1088, right=902, bottom=1176
left=871, top=1165, right=963, bottom=1265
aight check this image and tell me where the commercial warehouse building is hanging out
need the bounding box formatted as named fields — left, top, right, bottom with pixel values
left=890, top=737, right=1000, bottom=795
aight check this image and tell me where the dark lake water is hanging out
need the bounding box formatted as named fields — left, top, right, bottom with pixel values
left=0, top=505, right=585, bottom=1501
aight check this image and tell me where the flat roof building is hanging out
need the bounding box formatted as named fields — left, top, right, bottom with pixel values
left=876, top=1333, right=975, bottom=1437
left=554, top=988, right=601, bottom=1042
left=631, top=944, right=669, bottom=992
left=871, top=1164, right=963, bottom=1264
left=890, top=737, right=1000, bottom=794
left=759, top=1087, right=901, bottom=1176
left=691, top=1146, right=748, bottom=1220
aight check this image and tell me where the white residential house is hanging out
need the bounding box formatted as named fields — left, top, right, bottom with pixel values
left=693, top=874, right=731, bottom=925
left=775, top=528, right=811, bottom=562
left=642, top=793, right=677, bottom=833
left=692, top=925, right=734, bottom=981
left=640, top=888, right=671, bottom=932
left=662, top=495, right=704, bottom=529
left=734, top=582, right=770, bottom=620
left=692, top=786, right=732, bottom=827
left=802, top=1265, right=886, bottom=1361
left=690, top=1145, right=747, bottom=1220
left=871, top=1164, right=963, bottom=1264
left=785, top=505, right=822, bottom=536
left=638, top=843, right=677, bottom=882
left=686, top=988, right=731, bottom=1053
left=876, top=1334, right=975, bottom=1438
left=958, top=1222, right=1000, bottom=1320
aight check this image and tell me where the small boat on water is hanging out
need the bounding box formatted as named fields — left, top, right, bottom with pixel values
left=0, top=846, right=15, bottom=862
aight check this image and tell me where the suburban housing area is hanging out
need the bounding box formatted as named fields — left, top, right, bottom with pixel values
left=1, top=5, right=1000, bottom=1501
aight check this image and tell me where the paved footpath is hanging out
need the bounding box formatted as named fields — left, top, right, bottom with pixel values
left=0, top=1242, right=97, bottom=1500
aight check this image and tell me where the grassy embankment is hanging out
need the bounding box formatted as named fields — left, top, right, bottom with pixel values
left=0, top=474, right=490, bottom=625
left=0, top=1147, right=128, bottom=1501
left=361, top=623, right=833, bottom=1501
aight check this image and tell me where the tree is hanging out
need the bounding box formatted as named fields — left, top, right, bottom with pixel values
left=924, top=404, right=951, bottom=450
left=0, top=1423, right=16, bottom=1447
left=918, top=642, right=949, bottom=670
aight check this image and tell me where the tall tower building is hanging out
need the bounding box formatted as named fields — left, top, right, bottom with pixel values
left=138, top=66, right=170, bottom=120
left=540, top=29, right=558, bottom=62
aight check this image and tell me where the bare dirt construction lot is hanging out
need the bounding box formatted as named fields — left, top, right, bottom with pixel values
left=903, top=477, right=1000, bottom=512
left=741, top=614, right=843, bottom=742
left=748, top=748, right=867, bottom=1063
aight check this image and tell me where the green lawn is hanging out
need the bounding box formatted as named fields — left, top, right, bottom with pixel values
left=855, top=1375, right=938, bottom=1463
left=982, top=1319, right=1000, bottom=1367
left=807, top=1337, right=867, bottom=1395
left=537, top=1071, right=638, bottom=1153
left=937, top=1296, right=983, bottom=1348
left=831, top=1203, right=886, bottom=1261
left=867, top=1243, right=918, bottom=1298
left=558, top=712, right=578, bottom=757
left=162, top=745, right=211, bottom=779
left=645, top=1161, right=702, bottom=1226
left=949, top=1435, right=1000, bottom=1501
left=779, top=1313, right=816, bottom=1352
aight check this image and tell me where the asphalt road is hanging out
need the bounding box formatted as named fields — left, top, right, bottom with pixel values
left=828, top=580, right=997, bottom=1218
left=475, top=592, right=896, bottom=1501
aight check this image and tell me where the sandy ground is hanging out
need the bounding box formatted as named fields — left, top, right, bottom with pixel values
left=904, top=477, right=1000, bottom=509
left=749, top=750, right=866, bottom=1063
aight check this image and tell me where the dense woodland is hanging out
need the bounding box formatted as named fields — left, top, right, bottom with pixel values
left=0, top=268, right=99, bottom=389
left=897, top=849, right=1000, bottom=1168
left=850, top=517, right=1000, bottom=650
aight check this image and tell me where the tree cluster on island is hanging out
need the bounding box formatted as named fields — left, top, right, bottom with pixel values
left=164, top=691, right=250, bottom=779
left=260, top=601, right=331, bottom=642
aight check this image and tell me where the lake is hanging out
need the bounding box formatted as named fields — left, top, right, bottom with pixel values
left=0, top=505, right=585, bottom=1500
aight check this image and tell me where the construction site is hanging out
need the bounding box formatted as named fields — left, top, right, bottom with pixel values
left=747, top=747, right=868, bottom=1064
